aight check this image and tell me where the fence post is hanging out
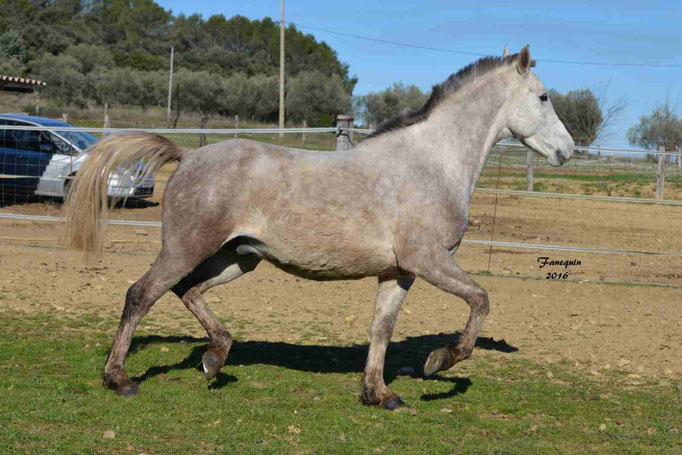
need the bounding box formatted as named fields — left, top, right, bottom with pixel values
left=336, top=115, right=354, bottom=151
left=61, top=113, right=68, bottom=123
left=656, top=144, right=665, bottom=201
left=234, top=115, right=239, bottom=138
left=35, top=91, right=40, bottom=116
left=103, top=103, right=110, bottom=128
left=677, top=146, right=681, bottom=174
left=597, top=145, right=601, bottom=160
left=526, top=149, right=533, bottom=191
left=302, top=120, right=307, bottom=143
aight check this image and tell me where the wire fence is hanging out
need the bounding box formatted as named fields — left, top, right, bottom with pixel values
left=1, top=213, right=679, bottom=258
left=0, top=122, right=679, bottom=208
left=0, top=122, right=680, bottom=287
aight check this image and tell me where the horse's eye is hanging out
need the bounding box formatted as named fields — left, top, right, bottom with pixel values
left=539, top=93, right=548, bottom=102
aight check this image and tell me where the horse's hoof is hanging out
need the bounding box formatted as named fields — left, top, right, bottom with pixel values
left=423, top=347, right=454, bottom=376
left=115, top=380, right=139, bottom=397
left=202, top=349, right=222, bottom=380
left=381, top=396, right=408, bottom=411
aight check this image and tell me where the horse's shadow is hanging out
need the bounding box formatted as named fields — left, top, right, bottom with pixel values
left=129, top=333, right=517, bottom=401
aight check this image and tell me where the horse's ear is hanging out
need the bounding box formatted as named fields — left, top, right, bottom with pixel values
left=517, top=45, right=531, bottom=74
left=502, top=45, right=509, bottom=58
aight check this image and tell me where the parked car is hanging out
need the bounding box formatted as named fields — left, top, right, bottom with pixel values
left=0, top=114, right=155, bottom=199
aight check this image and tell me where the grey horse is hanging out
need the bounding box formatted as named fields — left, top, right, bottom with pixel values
left=65, top=45, right=573, bottom=409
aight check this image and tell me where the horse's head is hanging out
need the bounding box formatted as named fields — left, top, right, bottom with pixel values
left=503, top=45, right=574, bottom=166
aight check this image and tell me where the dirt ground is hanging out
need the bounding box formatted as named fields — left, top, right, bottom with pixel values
left=0, top=179, right=680, bottom=381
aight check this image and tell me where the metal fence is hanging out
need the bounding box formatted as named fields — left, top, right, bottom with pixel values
left=0, top=120, right=680, bottom=270
left=1, top=122, right=680, bottom=203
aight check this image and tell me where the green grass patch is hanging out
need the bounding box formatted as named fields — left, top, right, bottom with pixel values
left=0, top=314, right=679, bottom=454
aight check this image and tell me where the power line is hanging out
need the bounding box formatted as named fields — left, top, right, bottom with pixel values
left=288, top=22, right=485, bottom=57
left=289, top=21, right=682, bottom=69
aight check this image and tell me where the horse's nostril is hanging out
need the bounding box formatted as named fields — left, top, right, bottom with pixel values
left=556, top=151, right=566, bottom=164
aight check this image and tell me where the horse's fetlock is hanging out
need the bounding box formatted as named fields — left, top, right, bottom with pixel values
left=449, top=344, right=472, bottom=362
left=360, top=377, right=388, bottom=406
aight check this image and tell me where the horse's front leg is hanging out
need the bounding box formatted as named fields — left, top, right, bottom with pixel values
left=407, top=249, right=490, bottom=376
left=361, top=276, right=414, bottom=410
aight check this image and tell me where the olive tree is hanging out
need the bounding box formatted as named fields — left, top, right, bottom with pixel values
left=173, top=70, right=224, bottom=141
left=30, top=53, right=85, bottom=105
left=248, top=74, right=278, bottom=122
left=220, top=72, right=253, bottom=116
left=64, top=44, right=115, bottom=74
left=0, top=56, right=25, bottom=76
left=355, top=83, right=427, bottom=128
left=174, top=70, right=223, bottom=117
left=286, top=71, right=351, bottom=126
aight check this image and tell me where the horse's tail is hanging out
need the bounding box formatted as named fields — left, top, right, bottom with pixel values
left=64, top=132, right=183, bottom=260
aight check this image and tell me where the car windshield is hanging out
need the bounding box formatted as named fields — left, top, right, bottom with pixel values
left=54, top=130, right=99, bottom=151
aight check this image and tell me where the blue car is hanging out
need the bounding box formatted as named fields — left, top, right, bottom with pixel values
left=0, top=114, right=155, bottom=199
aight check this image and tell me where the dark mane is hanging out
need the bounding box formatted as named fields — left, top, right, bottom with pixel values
left=365, top=53, right=524, bottom=139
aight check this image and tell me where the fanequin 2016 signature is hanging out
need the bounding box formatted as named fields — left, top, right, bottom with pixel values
left=537, top=256, right=582, bottom=279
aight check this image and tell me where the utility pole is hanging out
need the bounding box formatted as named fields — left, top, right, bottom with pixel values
left=278, top=0, right=285, bottom=137
left=166, top=46, right=174, bottom=126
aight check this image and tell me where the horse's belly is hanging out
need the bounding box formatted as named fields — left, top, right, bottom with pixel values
left=236, top=225, right=399, bottom=280
left=265, top=240, right=399, bottom=280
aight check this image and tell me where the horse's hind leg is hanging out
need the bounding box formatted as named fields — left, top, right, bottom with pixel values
left=362, top=276, right=414, bottom=410
left=103, top=252, right=199, bottom=396
left=172, top=247, right=261, bottom=379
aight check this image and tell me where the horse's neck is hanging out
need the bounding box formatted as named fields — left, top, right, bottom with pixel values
left=355, top=74, right=508, bottom=211
left=422, top=88, right=507, bottom=199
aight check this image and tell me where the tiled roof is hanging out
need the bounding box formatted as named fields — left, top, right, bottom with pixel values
left=0, top=75, right=46, bottom=86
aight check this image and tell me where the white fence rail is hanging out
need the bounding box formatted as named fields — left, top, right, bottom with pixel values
left=1, top=121, right=680, bottom=271
left=0, top=122, right=680, bottom=205
left=1, top=212, right=679, bottom=257
left=1, top=124, right=681, bottom=155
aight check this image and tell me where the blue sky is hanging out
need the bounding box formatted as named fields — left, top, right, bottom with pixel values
left=157, top=1, right=682, bottom=148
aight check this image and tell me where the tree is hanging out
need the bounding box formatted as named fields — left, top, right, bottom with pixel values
left=248, top=74, right=279, bottom=122
left=4, top=2, right=358, bottom=124
left=64, top=44, right=115, bottom=74
left=2, top=2, right=356, bottom=88
left=0, top=29, right=26, bottom=63
left=549, top=84, right=627, bottom=149
left=0, top=56, right=25, bottom=76
left=220, top=72, right=254, bottom=116
left=355, top=83, right=428, bottom=128
left=172, top=69, right=223, bottom=144
left=174, top=69, right=223, bottom=117
left=116, top=0, right=172, bottom=52
left=286, top=71, right=351, bottom=126
left=627, top=100, right=682, bottom=161
left=30, top=53, right=85, bottom=105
